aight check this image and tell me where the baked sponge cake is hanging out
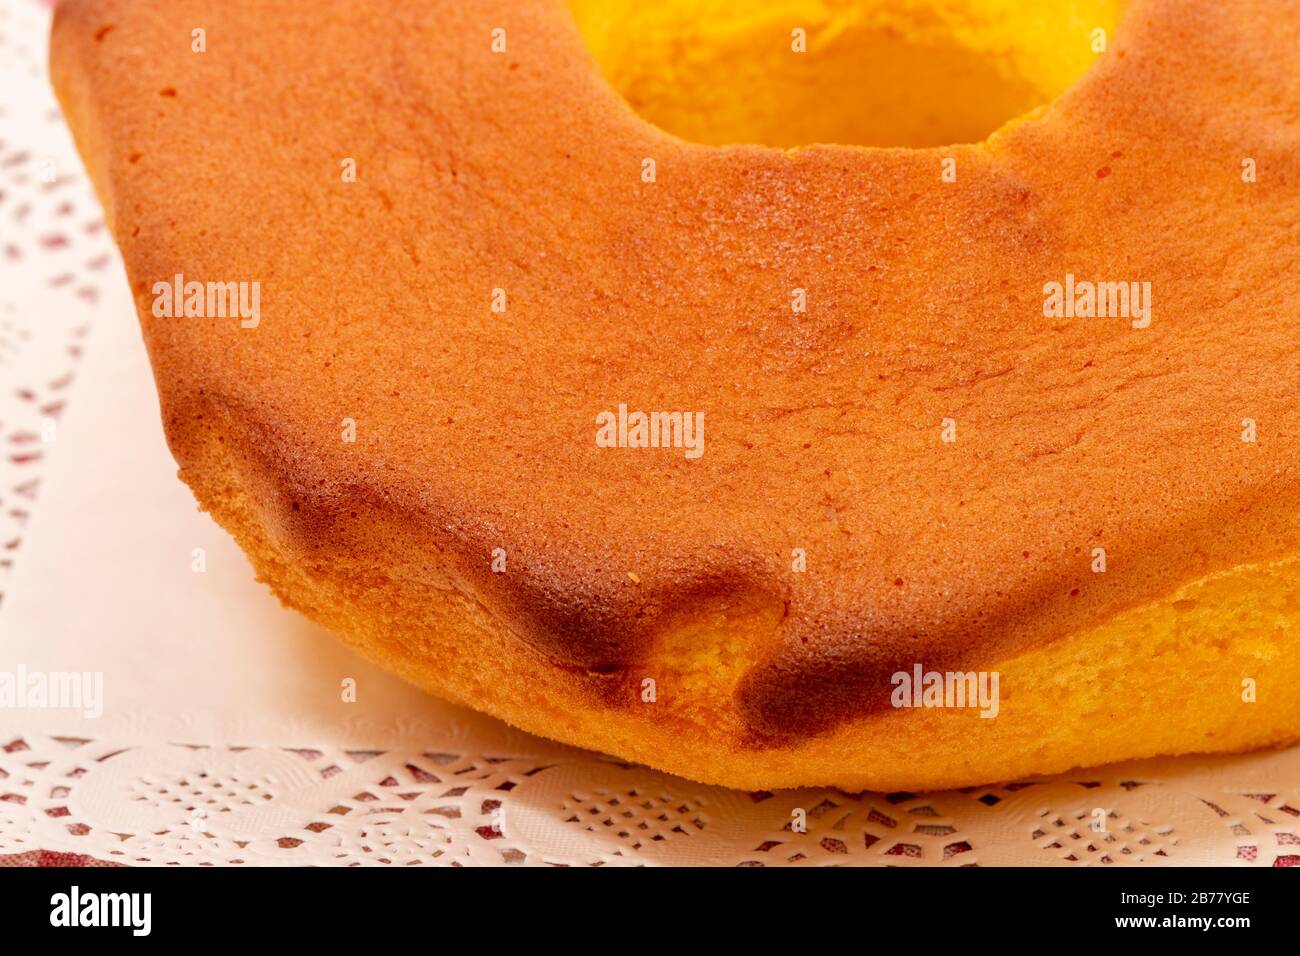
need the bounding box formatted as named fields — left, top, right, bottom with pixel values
left=51, top=0, right=1300, bottom=790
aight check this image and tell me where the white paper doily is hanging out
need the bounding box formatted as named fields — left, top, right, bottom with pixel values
left=3, top=733, right=1299, bottom=867
left=1, top=0, right=1298, bottom=867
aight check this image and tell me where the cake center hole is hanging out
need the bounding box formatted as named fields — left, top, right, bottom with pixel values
left=570, top=0, right=1120, bottom=149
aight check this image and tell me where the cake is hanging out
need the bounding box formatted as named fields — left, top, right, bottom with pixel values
left=51, top=0, right=1300, bottom=790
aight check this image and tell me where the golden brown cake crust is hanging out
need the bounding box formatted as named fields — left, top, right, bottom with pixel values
left=50, top=0, right=1300, bottom=786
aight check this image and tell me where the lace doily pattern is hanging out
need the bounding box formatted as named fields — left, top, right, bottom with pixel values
left=0, top=0, right=111, bottom=608
left=1, top=735, right=1296, bottom=867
